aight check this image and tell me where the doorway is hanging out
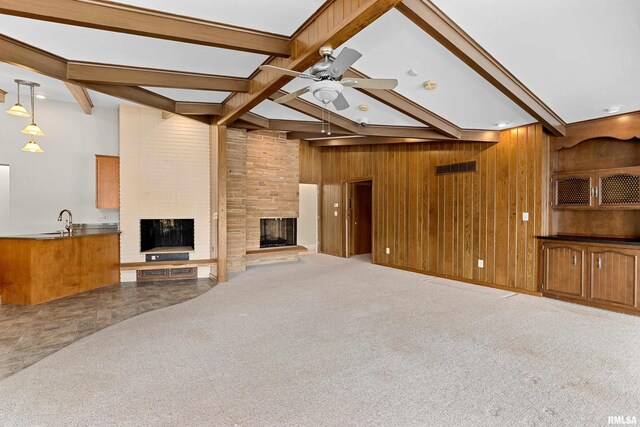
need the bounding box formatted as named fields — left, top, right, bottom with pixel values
left=346, top=180, right=372, bottom=257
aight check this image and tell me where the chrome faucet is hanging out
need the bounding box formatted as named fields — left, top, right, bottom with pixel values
left=58, top=209, right=73, bottom=234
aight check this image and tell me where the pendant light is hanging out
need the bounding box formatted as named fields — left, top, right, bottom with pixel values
left=21, top=139, right=44, bottom=153
left=21, top=82, right=44, bottom=136
left=6, top=80, right=31, bottom=118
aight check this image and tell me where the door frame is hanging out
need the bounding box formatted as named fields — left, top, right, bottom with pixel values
left=343, top=177, right=374, bottom=258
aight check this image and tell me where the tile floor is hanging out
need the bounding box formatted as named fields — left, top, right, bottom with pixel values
left=0, top=278, right=214, bottom=380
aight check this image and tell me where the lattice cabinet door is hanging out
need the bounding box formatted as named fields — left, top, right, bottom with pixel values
left=597, top=167, right=640, bottom=209
left=552, top=173, right=595, bottom=208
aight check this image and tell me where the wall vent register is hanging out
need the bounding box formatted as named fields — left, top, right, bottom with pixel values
left=436, top=161, right=477, bottom=175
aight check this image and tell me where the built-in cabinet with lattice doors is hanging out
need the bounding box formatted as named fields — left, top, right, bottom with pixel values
left=552, top=166, right=640, bottom=209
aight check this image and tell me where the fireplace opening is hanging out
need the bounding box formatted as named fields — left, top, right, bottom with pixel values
left=140, top=219, right=194, bottom=253
left=260, top=218, right=297, bottom=248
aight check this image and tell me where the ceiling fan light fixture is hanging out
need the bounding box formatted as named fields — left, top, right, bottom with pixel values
left=310, top=80, right=343, bottom=104
left=22, top=139, right=44, bottom=153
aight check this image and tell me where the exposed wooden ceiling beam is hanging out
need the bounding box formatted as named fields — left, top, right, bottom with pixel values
left=218, top=0, right=403, bottom=126
left=64, top=81, right=93, bottom=114
left=0, top=0, right=290, bottom=57
left=0, top=88, right=6, bottom=103
left=397, top=0, right=566, bottom=136
left=310, top=136, right=435, bottom=146
left=238, top=113, right=269, bottom=129
left=343, top=68, right=461, bottom=138
left=175, top=102, right=223, bottom=115
left=67, top=62, right=250, bottom=92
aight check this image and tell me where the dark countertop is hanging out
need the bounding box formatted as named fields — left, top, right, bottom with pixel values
left=537, top=235, right=640, bottom=246
left=0, top=230, right=120, bottom=240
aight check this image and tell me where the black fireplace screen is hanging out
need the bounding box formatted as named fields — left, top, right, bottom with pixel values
left=260, top=218, right=297, bottom=248
left=140, top=219, right=194, bottom=252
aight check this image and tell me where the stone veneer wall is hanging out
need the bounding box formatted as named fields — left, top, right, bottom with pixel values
left=226, top=129, right=300, bottom=272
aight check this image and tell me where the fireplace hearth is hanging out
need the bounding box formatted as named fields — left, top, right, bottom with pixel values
left=260, top=218, right=297, bottom=248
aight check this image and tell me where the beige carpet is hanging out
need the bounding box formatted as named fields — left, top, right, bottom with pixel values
left=0, top=254, right=639, bottom=426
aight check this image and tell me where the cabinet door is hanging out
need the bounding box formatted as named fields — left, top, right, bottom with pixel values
left=589, top=249, right=638, bottom=307
left=544, top=244, right=586, bottom=298
left=552, top=173, right=594, bottom=208
left=96, top=155, right=120, bottom=209
left=597, top=167, right=640, bottom=209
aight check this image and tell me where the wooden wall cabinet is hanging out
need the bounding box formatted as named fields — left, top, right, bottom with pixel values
left=96, top=155, right=120, bottom=209
left=541, top=239, right=639, bottom=314
left=552, top=166, right=640, bottom=210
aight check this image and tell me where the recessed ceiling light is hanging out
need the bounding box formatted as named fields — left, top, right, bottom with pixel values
left=494, top=121, right=510, bottom=128
left=603, top=104, right=623, bottom=114
left=423, top=80, right=437, bottom=90
left=358, top=104, right=369, bottom=111
left=407, top=69, right=419, bottom=77
left=36, top=94, right=46, bottom=100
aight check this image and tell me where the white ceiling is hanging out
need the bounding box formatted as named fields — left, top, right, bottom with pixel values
left=0, top=15, right=267, bottom=77
left=339, top=9, right=534, bottom=129
left=431, top=0, right=640, bottom=123
left=251, top=101, right=319, bottom=122
left=143, top=88, right=230, bottom=103
left=114, top=0, right=326, bottom=36
left=0, top=62, right=125, bottom=109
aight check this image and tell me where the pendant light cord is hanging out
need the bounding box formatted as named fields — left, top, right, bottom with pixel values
left=16, top=82, right=21, bottom=105
left=30, top=84, right=35, bottom=124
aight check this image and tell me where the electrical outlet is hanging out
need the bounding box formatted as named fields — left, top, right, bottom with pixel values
left=478, top=259, right=484, bottom=268
left=333, top=202, right=339, bottom=208
left=98, top=214, right=108, bottom=221
left=522, top=212, right=529, bottom=221
left=385, top=247, right=390, bottom=255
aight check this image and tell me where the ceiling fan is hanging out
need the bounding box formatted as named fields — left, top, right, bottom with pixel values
left=260, top=46, right=398, bottom=111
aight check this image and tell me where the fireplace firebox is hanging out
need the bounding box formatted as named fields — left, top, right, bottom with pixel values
left=260, top=218, right=297, bottom=248
left=140, top=219, right=194, bottom=253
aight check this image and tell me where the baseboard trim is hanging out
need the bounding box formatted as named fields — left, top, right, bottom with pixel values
left=543, top=292, right=640, bottom=317
left=375, top=262, right=542, bottom=297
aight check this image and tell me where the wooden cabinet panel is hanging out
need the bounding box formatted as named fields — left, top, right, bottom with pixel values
left=96, top=155, right=120, bottom=209
left=544, top=243, right=586, bottom=298
left=589, top=249, right=638, bottom=307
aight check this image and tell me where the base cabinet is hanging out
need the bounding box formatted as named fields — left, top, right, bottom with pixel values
left=541, top=239, right=639, bottom=314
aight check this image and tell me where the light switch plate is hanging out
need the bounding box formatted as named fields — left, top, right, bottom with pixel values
left=385, top=247, right=390, bottom=254
left=478, top=259, right=484, bottom=268
left=522, top=212, right=529, bottom=221
left=334, top=211, right=338, bottom=217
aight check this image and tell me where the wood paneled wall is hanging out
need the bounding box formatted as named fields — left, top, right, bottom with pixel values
left=304, top=124, right=549, bottom=293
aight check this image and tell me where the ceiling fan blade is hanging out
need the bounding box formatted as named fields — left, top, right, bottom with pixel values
left=332, top=93, right=350, bottom=111
left=329, top=47, right=362, bottom=78
left=341, top=78, right=398, bottom=90
left=259, top=65, right=316, bottom=80
left=273, top=87, right=310, bottom=104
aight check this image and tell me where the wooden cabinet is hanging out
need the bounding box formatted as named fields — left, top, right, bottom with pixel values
left=96, top=155, right=120, bottom=209
left=552, top=166, right=640, bottom=210
left=543, top=243, right=586, bottom=298
left=540, top=239, right=640, bottom=314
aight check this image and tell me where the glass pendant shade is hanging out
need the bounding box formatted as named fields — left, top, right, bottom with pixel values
left=6, top=103, right=31, bottom=117
left=22, top=140, right=44, bottom=153
left=21, top=123, right=45, bottom=136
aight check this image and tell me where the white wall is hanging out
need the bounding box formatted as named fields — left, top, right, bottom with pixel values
left=119, top=105, right=211, bottom=280
left=298, top=183, right=318, bottom=253
left=0, top=96, right=119, bottom=235
left=0, top=165, right=9, bottom=236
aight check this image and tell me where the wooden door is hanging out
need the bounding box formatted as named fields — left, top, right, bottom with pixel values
left=589, top=248, right=638, bottom=307
left=349, top=181, right=372, bottom=256
left=543, top=243, right=586, bottom=298
left=96, top=155, right=120, bottom=209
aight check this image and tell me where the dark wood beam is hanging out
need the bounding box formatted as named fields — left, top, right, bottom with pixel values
left=0, top=0, right=290, bottom=57
left=343, top=68, right=461, bottom=138
left=64, top=82, right=93, bottom=114
left=175, top=102, right=223, bottom=115
left=310, top=136, right=435, bottom=146
left=0, top=88, right=6, bottom=103
left=397, top=0, right=566, bottom=136
left=218, top=0, right=403, bottom=126
left=67, top=62, right=250, bottom=92
left=238, top=113, right=269, bottom=129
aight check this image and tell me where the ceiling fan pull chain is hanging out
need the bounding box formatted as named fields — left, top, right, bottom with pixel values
left=321, top=106, right=325, bottom=133
left=327, top=109, right=332, bottom=136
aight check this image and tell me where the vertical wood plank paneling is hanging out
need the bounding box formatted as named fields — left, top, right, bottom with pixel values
left=310, top=124, right=546, bottom=293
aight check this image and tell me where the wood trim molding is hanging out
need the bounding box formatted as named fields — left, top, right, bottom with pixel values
left=397, top=0, right=566, bottom=136
left=309, top=136, right=436, bottom=146
left=343, top=68, right=460, bottom=138
left=551, top=111, right=640, bottom=150
left=64, top=82, right=93, bottom=114
left=175, top=102, right=223, bottom=115
left=0, top=0, right=291, bottom=56
left=217, top=0, right=404, bottom=126
left=213, top=125, right=228, bottom=282
left=67, top=62, right=250, bottom=92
